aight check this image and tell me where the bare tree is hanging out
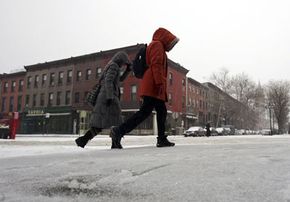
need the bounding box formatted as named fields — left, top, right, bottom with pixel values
left=210, top=69, right=264, bottom=129
left=210, top=67, right=232, bottom=93
left=266, top=80, right=290, bottom=134
left=230, top=72, right=257, bottom=107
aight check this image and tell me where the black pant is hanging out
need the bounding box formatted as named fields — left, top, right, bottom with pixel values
left=118, top=96, right=167, bottom=137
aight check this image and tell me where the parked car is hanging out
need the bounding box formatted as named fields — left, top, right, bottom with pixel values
left=235, top=129, right=245, bottom=135
left=184, top=126, right=206, bottom=137
left=261, top=129, right=271, bottom=135
left=209, top=127, right=218, bottom=136
left=215, top=127, right=225, bottom=135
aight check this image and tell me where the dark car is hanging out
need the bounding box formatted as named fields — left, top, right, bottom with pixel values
left=0, top=119, right=10, bottom=139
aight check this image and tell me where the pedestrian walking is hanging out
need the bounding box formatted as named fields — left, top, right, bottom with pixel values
left=205, top=122, right=211, bottom=137
left=110, top=27, right=179, bottom=149
left=75, top=51, right=132, bottom=148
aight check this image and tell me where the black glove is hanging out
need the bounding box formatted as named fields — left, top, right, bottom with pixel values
left=106, top=98, right=113, bottom=106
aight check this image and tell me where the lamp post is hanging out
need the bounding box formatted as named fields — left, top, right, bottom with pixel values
left=268, top=103, right=274, bottom=135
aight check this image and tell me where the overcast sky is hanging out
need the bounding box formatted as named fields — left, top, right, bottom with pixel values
left=0, top=0, right=289, bottom=84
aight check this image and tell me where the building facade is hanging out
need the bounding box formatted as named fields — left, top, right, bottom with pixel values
left=0, top=45, right=256, bottom=134
left=0, top=44, right=189, bottom=134
left=0, top=71, right=26, bottom=113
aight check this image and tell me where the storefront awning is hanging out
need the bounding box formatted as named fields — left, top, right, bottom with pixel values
left=186, top=115, right=198, bottom=119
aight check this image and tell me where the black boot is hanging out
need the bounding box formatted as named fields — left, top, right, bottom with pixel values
left=110, top=126, right=123, bottom=149
left=156, top=136, right=175, bottom=147
left=75, top=128, right=97, bottom=148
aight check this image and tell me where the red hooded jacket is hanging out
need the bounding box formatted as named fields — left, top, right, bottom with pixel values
left=139, top=28, right=179, bottom=101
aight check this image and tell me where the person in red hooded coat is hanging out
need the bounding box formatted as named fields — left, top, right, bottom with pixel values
left=110, top=27, right=179, bottom=149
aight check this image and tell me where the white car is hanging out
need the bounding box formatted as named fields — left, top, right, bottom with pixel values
left=184, top=126, right=206, bottom=137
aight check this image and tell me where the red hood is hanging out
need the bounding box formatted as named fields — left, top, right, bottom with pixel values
left=152, top=28, right=179, bottom=51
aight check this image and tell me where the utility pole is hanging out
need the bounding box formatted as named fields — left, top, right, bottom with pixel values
left=269, top=106, right=272, bottom=135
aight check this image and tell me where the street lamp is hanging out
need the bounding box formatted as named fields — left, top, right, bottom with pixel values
left=267, top=103, right=274, bottom=135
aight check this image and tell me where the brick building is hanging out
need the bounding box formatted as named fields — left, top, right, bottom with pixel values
left=0, top=45, right=255, bottom=134
left=2, top=44, right=189, bottom=134
left=185, top=78, right=209, bottom=128
left=0, top=71, right=26, bottom=113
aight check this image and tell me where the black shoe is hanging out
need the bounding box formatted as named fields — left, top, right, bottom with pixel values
left=110, top=126, right=123, bottom=149
left=156, top=136, right=175, bottom=147
left=75, top=130, right=93, bottom=148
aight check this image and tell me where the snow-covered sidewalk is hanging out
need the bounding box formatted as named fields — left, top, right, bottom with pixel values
left=0, top=134, right=289, bottom=159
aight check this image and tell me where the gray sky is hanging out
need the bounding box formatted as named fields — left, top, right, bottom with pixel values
left=0, top=0, right=289, bottom=84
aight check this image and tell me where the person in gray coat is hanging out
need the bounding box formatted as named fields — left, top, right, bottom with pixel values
left=75, top=51, right=132, bottom=148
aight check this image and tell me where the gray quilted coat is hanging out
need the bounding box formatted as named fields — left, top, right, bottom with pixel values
left=89, top=51, right=131, bottom=129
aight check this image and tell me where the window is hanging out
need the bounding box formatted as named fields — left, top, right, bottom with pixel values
left=48, top=93, right=53, bottom=106
left=182, top=79, right=185, bottom=86
left=182, top=96, right=185, bottom=108
left=76, top=71, right=82, bottom=81
left=50, top=73, right=55, bottom=86
left=131, top=85, right=137, bottom=101
left=33, top=94, right=37, bottom=107
left=86, top=69, right=91, bottom=80
left=40, top=93, right=45, bottom=106
left=188, top=98, right=192, bottom=106
left=65, top=91, right=71, bottom=105
left=67, top=70, right=72, bottom=84
left=34, top=75, right=39, bottom=88
left=96, top=67, right=102, bottom=79
left=58, top=72, right=64, bottom=85
left=4, top=82, right=8, bottom=93
left=74, top=92, right=80, bottom=103
left=169, top=73, right=173, bottom=85
left=19, top=80, right=23, bottom=92
left=11, top=81, right=16, bottom=92
left=27, top=76, right=32, bottom=89
left=168, top=93, right=172, bottom=105
left=1, top=97, right=6, bottom=112
left=56, top=92, right=61, bottom=105
left=25, top=95, right=30, bottom=107
left=120, top=87, right=124, bottom=101
left=17, top=96, right=22, bottom=111
left=42, top=74, right=47, bottom=86
left=9, top=96, right=14, bottom=112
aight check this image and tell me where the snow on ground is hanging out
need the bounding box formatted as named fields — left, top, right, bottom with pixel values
left=1, top=134, right=290, bottom=201
left=0, top=134, right=289, bottom=159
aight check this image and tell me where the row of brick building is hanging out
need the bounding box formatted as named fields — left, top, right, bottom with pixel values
left=0, top=44, right=254, bottom=135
